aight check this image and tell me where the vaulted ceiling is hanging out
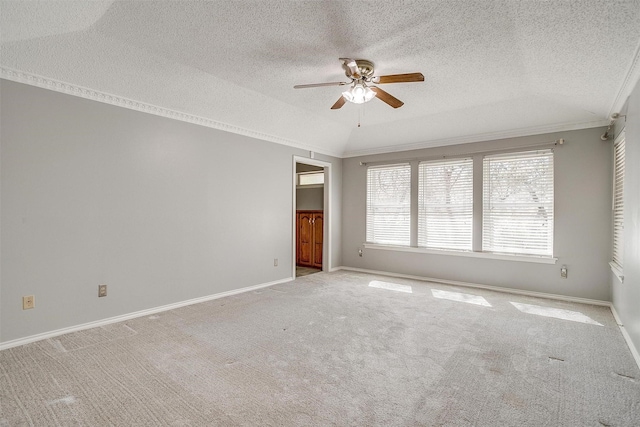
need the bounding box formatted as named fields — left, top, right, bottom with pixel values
left=2, top=1, right=640, bottom=157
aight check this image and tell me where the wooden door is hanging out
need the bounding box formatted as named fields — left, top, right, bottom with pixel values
left=312, top=213, right=323, bottom=268
left=297, top=212, right=313, bottom=267
left=296, top=213, right=300, bottom=265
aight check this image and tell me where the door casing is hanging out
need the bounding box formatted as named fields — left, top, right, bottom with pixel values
left=292, top=156, right=331, bottom=278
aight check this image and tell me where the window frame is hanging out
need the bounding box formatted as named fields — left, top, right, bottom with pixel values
left=482, top=149, right=555, bottom=258
left=363, top=146, right=558, bottom=264
left=365, top=163, right=412, bottom=246
left=417, top=157, right=474, bottom=251
left=611, top=131, right=625, bottom=279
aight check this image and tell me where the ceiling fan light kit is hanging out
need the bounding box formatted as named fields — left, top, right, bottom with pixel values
left=342, top=82, right=376, bottom=104
left=294, top=58, right=424, bottom=109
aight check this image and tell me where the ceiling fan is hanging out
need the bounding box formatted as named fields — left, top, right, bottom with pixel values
left=294, top=58, right=424, bottom=109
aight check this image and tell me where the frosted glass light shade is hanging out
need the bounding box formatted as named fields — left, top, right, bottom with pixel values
left=342, top=83, right=376, bottom=104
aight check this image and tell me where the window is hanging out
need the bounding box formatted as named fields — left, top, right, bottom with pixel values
left=298, top=171, right=324, bottom=186
left=366, top=164, right=411, bottom=245
left=612, top=133, right=625, bottom=269
left=418, top=158, right=473, bottom=250
left=483, top=150, right=554, bottom=256
left=364, top=146, right=558, bottom=263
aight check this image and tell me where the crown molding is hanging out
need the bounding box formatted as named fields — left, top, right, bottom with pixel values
left=342, top=119, right=610, bottom=158
left=609, top=38, right=640, bottom=116
left=1, top=66, right=622, bottom=161
left=0, top=67, right=343, bottom=158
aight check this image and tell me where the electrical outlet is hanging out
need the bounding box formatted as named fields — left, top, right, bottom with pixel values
left=98, top=284, right=107, bottom=297
left=274, top=258, right=278, bottom=267
left=23, top=295, right=35, bottom=310
left=358, top=248, right=363, bottom=257
left=560, top=266, right=568, bottom=279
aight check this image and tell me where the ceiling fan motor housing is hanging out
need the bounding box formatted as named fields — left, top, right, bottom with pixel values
left=344, top=59, right=375, bottom=79
left=295, top=58, right=422, bottom=109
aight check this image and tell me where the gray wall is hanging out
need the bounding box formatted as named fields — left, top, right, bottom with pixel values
left=342, top=127, right=612, bottom=301
left=0, top=80, right=342, bottom=343
left=612, top=78, right=640, bottom=355
left=296, top=187, right=324, bottom=210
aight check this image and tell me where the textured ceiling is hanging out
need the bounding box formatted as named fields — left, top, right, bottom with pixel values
left=2, top=1, right=640, bottom=157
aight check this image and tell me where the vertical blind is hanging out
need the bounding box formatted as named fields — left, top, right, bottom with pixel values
left=366, top=164, right=411, bottom=245
left=483, top=150, right=554, bottom=256
left=418, top=158, right=473, bottom=250
left=613, top=135, right=625, bottom=268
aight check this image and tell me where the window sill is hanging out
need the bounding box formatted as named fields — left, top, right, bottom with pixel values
left=362, top=243, right=558, bottom=264
left=609, top=262, right=624, bottom=283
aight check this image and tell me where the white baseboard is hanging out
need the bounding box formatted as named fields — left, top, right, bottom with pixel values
left=6, top=268, right=638, bottom=373
left=0, top=277, right=293, bottom=351
left=610, top=305, right=640, bottom=371
left=335, top=266, right=611, bottom=306
left=335, top=266, right=640, bottom=371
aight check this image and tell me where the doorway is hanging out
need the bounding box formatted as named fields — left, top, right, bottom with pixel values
left=292, top=156, right=331, bottom=278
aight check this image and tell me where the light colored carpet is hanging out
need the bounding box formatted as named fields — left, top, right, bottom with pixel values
left=296, top=266, right=322, bottom=277
left=1, top=271, right=639, bottom=426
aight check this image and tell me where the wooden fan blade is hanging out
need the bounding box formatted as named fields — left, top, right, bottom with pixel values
left=331, top=96, right=346, bottom=110
left=371, top=87, right=404, bottom=108
left=339, top=58, right=361, bottom=78
left=294, top=81, right=349, bottom=89
left=374, top=73, right=424, bottom=84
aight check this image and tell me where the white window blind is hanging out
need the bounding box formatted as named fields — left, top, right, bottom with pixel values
left=613, top=135, right=625, bottom=268
left=418, top=158, right=473, bottom=250
left=483, top=150, right=554, bottom=256
left=366, top=164, right=411, bottom=245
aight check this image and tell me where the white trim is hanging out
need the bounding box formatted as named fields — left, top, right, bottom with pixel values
left=0, top=277, right=293, bottom=351
left=609, top=37, right=640, bottom=117
left=613, top=129, right=626, bottom=146
left=0, top=67, right=342, bottom=158
left=335, top=266, right=610, bottom=306
left=292, top=156, right=332, bottom=278
left=2, top=67, right=621, bottom=161
left=611, top=303, right=625, bottom=326
left=610, top=305, right=640, bottom=371
left=609, top=261, right=624, bottom=284
left=342, top=120, right=609, bottom=158
left=362, top=243, right=558, bottom=264
left=296, top=184, right=324, bottom=189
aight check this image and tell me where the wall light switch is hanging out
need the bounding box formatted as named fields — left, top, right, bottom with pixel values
left=98, top=284, right=107, bottom=297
